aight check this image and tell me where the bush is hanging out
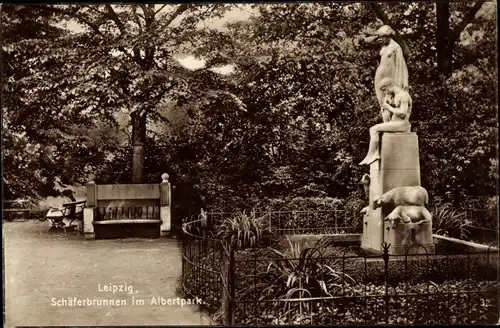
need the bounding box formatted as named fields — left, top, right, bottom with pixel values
left=231, top=244, right=498, bottom=325
left=342, top=253, right=497, bottom=285
left=263, top=197, right=344, bottom=211
left=236, top=238, right=356, bottom=303
left=248, top=281, right=498, bottom=325
left=216, top=210, right=275, bottom=249
left=432, top=203, right=471, bottom=239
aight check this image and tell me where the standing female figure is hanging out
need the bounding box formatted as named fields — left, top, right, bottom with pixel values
left=366, top=25, right=409, bottom=122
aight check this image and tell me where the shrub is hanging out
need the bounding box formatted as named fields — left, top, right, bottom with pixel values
left=27, top=209, right=48, bottom=221
left=216, top=209, right=274, bottom=249
left=260, top=197, right=344, bottom=212
left=432, top=203, right=471, bottom=240
left=340, top=252, right=497, bottom=285
left=240, top=238, right=356, bottom=302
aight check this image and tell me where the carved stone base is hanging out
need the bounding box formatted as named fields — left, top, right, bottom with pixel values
left=361, top=132, right=435, bottom=254
left=384, top=222, right=435, bottom=255
left=84, top=232, right=95, bottom=240
left=390, top=244, right=436, bottom=255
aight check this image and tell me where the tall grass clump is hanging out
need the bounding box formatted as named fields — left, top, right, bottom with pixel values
left=216, top=209, right=273, bottom=249
left=432, top=203, right=471, bottom=240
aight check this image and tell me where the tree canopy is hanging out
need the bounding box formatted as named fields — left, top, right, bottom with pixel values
left=2, top=3, right=497, bottom=216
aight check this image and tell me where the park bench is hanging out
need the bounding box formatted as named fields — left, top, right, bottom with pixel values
left=83, top=174, right=171, bottom=239
left=43, top=200, right=86, bottom=233
left=3, top=200, right=32, bottom=221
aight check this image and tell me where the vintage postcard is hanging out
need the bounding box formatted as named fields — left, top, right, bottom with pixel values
left=2, top=2, right=498, bottom=326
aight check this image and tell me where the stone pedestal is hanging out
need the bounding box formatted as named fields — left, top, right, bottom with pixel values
left=384, top=222, right=435, bottom=254
left=83, top=208, right=95, bottom=240
left=361, top=132, right=434, bottom=255
left=160, top=175, right=172, bottom=237
left=84, top=181, right=96, bottom=240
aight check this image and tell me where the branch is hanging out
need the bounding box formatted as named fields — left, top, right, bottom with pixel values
left=206, top=89, right=247, bottom=112
left=132, top=5, right=143, bottom=34
left=104, top=4, right=126, bottom=34
left=159, top=4, right=192, bottom=31
left=81, top=5, right=105, bottom=17
left=140, top=83, right=177, bottom=116
left=89, top=5, right=145, bottom=64
left=138, top=4, right=150, bottom=19
left=154, top=4, right=168, bottom=16
left=368, top=3, right=412, bottom=59
left=44, top=5, right=138, bottom=66
left=450, top=1, right=486, bottom=44
left=46, top=6, right=105, bottom=37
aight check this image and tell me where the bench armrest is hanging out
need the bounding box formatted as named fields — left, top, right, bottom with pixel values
left=64, top=200, right=86, bottom=206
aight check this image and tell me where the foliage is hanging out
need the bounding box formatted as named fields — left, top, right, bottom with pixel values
left=3, top=4, right=245, bottom=196
left=2, top=3, right=497, bottom=220
left=432, top=203, right=471, bottom=240
left=255, top=280, right=498, bottom=325
left=242, top=238, right=356, bottom=301
left=160, top=2, right=497, bottom=216
left=216, top=210, right=273, bottom=249
left=262, top=197, right=344, bottom=212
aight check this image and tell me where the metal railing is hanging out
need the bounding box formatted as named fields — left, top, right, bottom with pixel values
left=181, top=212, right=499, bottom=325
left=204, top=209, right=362, bottom=235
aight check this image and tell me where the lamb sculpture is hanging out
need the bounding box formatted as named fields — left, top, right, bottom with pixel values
left=373, top=186, right=428, bottom=209
left=384, top=205, right=432, bottom=225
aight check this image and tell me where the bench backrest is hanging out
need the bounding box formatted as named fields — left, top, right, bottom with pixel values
left=3, top=199, right=31, bottom=209
left=63, top=200, right=86, bottom=217
left=88, top=184, right=163, bottom=221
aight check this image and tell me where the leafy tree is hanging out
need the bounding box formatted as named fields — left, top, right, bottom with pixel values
left=368, top=1, right=489, bottom=77
left=2, top=4, right=71, bottom=198
left=18, top=4, right=245, bottom=184
left=172, top=2, right=497, bottom=211
left=3, top=3, right=496, bottom=214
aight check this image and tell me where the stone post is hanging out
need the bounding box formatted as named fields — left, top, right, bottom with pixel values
left=361, top=132, right=434, bottom=255
left=84, top=174, right=97, bottom=240
left=160, top=173, right=172, bottom=237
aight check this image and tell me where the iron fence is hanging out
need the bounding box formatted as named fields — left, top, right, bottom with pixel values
left=206, top=208, right=497, bottom=244
left=181, top=215, right=224, bottom=315
left=181, top=214, right=499, bottom=325
left=463, top=209, right=498, bottom=245
left=464, top=208, right=498, bottom=230
left=204, top=210, right=362, bottom=235
left=229, top=243, right=498, bottom=325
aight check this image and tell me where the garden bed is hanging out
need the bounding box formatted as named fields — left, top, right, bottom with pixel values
left=183, top=241, right=498, bottom=325
left=182, top=208, right=499, bottom=325
left=234, top=280, right=498, bottom=325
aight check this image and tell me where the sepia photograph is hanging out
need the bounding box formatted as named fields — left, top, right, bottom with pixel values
left=2, top=2, right=498, bottom=326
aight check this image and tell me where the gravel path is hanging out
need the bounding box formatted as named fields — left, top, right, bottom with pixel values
left=3, top=220, right=212, bottom=327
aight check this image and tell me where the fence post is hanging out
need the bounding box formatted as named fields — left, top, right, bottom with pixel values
left=204, top=208, right=214, bottom=233
left=382, top=242, right=391, bottom=325
left=229, top=247, right=235, bottom=325
left=84, top=174, right=96, bottom=240
left=220, top=244, right=229, bottom=325
left=220, top=243, right=236, bottom=326
left=160, top=173, right=171, bottom=237
left=219, top=245, right=226, bottom=322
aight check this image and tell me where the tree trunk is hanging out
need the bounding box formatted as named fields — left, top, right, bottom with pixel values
left=436, top=2, right=452, bottom=77
left=131, top=111, right=147, bottom=183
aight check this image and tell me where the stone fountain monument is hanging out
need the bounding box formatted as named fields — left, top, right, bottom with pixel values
left=359, top=25, right=434, bottom=255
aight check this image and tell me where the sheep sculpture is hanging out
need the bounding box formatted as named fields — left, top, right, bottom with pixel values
left=373, top=186, right=428, bottom=209
left=384, top=205, right=432, bottom=225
